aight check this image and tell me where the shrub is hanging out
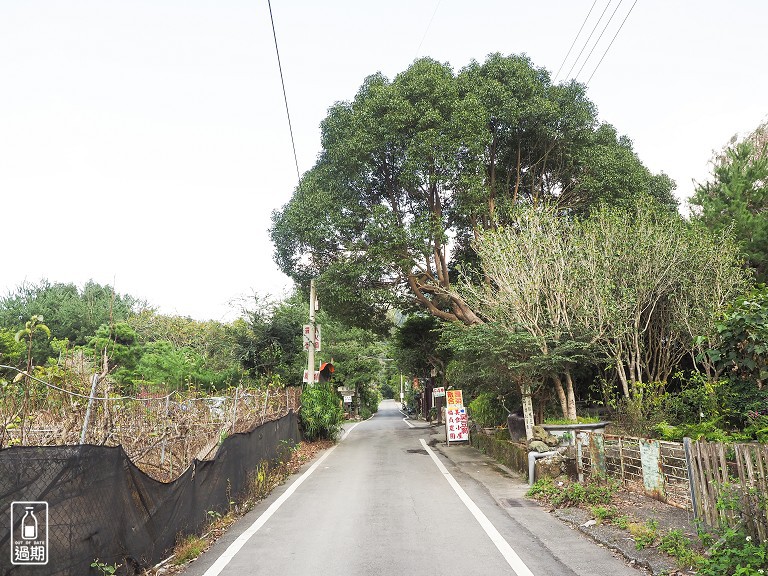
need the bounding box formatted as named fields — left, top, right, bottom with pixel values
left=527, top=478, right=618, bottom=508
left=469, top=392, right=507, bottom=428
left=658, top=529, right=704, bottom=568
left=300, top=383, right=344, bottom=441
left=698, top=529, right=768, bottom=575
left=703, top=286, right=768, bottom=429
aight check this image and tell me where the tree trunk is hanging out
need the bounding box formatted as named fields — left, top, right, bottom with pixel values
left=616, top=358, right=630, bottom=399
left=564, top=370, right=577, bottom=421
left=552, top=375, right=568, bottom=419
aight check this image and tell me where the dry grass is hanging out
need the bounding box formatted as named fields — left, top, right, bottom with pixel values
left=1, top=355, right=301, bottom=481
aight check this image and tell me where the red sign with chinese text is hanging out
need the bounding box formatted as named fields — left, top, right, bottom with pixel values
left=445, top=407, right=469, bottom=443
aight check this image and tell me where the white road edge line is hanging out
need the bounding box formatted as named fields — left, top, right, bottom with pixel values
left=402, top=416, right=415, bottom=428
left=420, top=438, right=535, bottom=576
left=202, top=424, right=361, bottom=576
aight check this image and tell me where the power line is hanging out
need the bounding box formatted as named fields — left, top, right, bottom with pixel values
left=554, top=0, right=598, bottom=83
left=586, top=0, right=639, bottom=85
left=415, top=0, right=442, bottom=60
left=267, top=0, right=301, bottom=181
left=564, top=0, right=613, bottom=81
left=574, top=0, right=625, bottom=81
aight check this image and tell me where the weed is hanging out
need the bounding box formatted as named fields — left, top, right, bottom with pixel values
left=527, top=477, right=618, bottom=508
left=90, top=560, right=121, bottom=575
left=658, top=529, right=705, bottom=569
left=173, top=535, right=207, bottom=565
left=629, top=519, right=659, bottom=550
left=698, top=529, right=768, bottom=575
left=526, top=477, right=557, bottom=498
left=613, top=515, right=630, bottom=530
left=590, top=505, right=618, bottom=524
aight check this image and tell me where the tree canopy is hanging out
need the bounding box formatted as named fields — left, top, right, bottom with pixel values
left=271, top=53, right=676, bottom=328
left=457, top=200, right=748, bottom=420
left=690, top=121, right=768, bottom=282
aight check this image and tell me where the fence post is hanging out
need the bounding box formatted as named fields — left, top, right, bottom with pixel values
left=160, top=393, right=170, bottom=466
left=262, top=388, right=270, bottom=423
left=79, top=373, right=100, bottom=444
left=231, top=386, right=239, bottom=434
left=683, top=437, right=699, bottom=521
left=619, top=437, right=625, bottom=484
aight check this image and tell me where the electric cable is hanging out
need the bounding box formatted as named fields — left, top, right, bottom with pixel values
left=415, top=0, right=442, bottom=60
left=564, top=0, right=613, bottom=81
left=267, top=0, right=301, bottom=181
left=554, top=0, right=598, bottom=82
left=574, top=0, right=625, bottom=81
left=585, top=0, right=639, bottom=85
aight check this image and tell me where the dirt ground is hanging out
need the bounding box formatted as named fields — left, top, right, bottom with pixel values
left=548, top=488, right=707, bottom=576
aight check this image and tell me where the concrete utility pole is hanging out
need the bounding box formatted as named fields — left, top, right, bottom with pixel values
left=307, top=279, right=317, bottom=386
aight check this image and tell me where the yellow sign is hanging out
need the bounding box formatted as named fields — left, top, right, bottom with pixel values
left=446, top=389, right=463, bottom=409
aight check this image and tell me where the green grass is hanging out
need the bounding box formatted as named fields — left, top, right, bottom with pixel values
left=543, top=415, right=603, bottom=425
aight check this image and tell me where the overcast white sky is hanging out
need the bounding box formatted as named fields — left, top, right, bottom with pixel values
left=1, top=1, right=766, bottom=321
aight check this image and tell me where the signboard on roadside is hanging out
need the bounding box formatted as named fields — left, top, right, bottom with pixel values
left=433, top=387, right=446, bottom=397
left=445, top=406, right=469, bottom=444
left=302, top=370, right=320, bottom=383
left=302, top=324, right=321, bottom=351
left=446, top=389, right=463, bottom=409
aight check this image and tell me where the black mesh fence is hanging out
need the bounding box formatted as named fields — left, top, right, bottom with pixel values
left=0, top=411, right=300, bottom=576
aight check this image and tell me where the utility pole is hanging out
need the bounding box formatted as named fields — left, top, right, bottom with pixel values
left=307, top=279, right=317, bottom=386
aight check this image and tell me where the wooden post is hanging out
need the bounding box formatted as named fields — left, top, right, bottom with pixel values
left=683, top=438, right=699, bottom=522
left=79, top=373, right=100, bottom=444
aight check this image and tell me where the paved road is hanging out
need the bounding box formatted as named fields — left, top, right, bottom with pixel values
left=181, top=400, right=641, bottom=576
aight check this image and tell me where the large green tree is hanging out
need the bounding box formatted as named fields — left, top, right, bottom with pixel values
left=225, top=294, right=305, bottom=383
left=690, top=121, right=768, bottom=282
left=391, top=314, right=448, bottom=381
left=271, top=53, right=676, bottom=328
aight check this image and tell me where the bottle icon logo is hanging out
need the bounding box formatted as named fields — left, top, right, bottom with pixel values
left=10, top=501, right=48, bottom=565
left=21, top=507, right=38, bottom=540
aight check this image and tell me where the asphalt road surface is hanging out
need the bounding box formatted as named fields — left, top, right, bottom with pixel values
left=181, top=400, right=641, bottom=576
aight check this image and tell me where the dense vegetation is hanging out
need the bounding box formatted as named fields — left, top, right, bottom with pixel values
left=271, top=53, right=675, bottom=330
left=0, top=281, right=389, bottom=442
left=273, top=52, right=768, bottom=442
left=3, top=52, right=766, bottom=446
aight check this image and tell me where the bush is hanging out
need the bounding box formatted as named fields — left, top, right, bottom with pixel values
left=658, top=529, right=704, bottom=568
left=698, top=529, right=768, bottom=575
left=300, top=383, right=344, bottom=441
left=526, top=477, right=618, bottom=508
left=468, top=392, right=507, bottom=428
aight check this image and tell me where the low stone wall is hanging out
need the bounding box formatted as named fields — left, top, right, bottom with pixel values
left=470, top=429, right=529, bottom=475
